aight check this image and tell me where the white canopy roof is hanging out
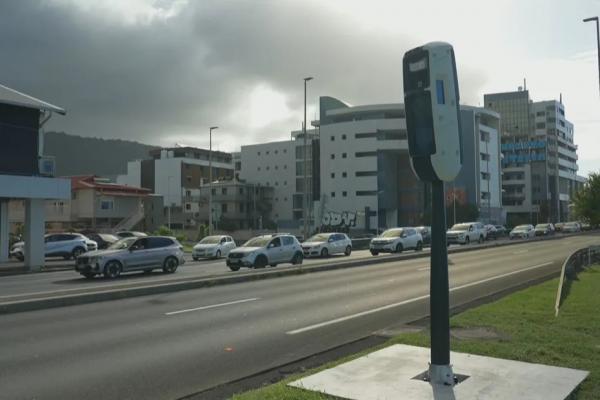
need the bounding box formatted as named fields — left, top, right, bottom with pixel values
left=0, top=83, right=65, bottom=115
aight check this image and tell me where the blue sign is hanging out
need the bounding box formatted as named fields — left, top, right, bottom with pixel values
left=501, top=140, right=546, bottom=151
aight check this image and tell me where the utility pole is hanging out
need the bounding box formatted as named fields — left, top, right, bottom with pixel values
left=303, top=77, right=313, bottom=240
left=209, top=126, right=218, bottom=235
left=584, top=17, right=600, bottom=97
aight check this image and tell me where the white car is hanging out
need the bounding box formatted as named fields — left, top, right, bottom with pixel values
left=10, top=233, right=97, bottom=261
left=561, top=222, right=581, bottom=233
left=192, top=235, right=236, bottom=260
left=446, top=222, right=487, bottom=245
left=226, top=234, right=303, bottom=271
left=302, top=233, right=352, bottom=258
left=509, top=224, right=535, bottom=239
left=369, top=227, right=423, bottom=255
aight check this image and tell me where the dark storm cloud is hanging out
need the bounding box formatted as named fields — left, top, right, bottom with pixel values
left=0, top=1, right=486, bottom=149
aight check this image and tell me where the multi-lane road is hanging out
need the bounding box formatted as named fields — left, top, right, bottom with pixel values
left=0, top=234, right=598, bottom=400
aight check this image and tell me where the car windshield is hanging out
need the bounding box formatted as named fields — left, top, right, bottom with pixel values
left=108, top=238, right=137, bottom=250
left=200, top=236, right=222, bottom=244
left=536, top=224, right=550, bottom=229
left=307, top=234, right=331, bottom=242
left=243, top=236, right=272, bottom=247
left=450, top=224, right=470, bottom=231
left=514, top=225, right=530, bottom=230
left=381, top=229, right=403, bottom=238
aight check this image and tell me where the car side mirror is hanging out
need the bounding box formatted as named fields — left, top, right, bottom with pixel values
left=328, top=238, right=334, bottom=243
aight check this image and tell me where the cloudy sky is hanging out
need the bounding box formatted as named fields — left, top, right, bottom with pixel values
left=1, top=0, right=599, bottom=175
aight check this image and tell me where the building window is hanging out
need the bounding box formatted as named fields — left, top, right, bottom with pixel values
left=266, top=151, right=270, bottom=155
left=211, top=188, right=216, bottom=195
left=275, top=165, right=278, bottom=170
left=331, top=136, right=335, bottom=141
left=342, top=191, right=347, bottom=197
left=222, top=188, right=227, bottom=195
left=342, top=153, right=347, bottom=158
left=331, top=173, right=335, bottom=179
left=481, top=192, right=490, bottom=200
left=480, top=131, right=490, bottom=142
left=275, top=197, right=279, bottom=202
left=480, top=153, right=490, bottom=162
left=355, top=171, right=378, bottom=177
left=342, top=172, right=347, bottom=178
left=240, top=203, right=244, bottom=212
left=186, top=176, right=192, bottom=184
left=239, top=188, right=244, bottom=194
left=284, top=180, right=287, bottom=185
left=481, top=172, right=490, bottom=180
left=258, top=151, right=261, bottom=156
left=185, top=203, right=191, bottom=211
left=284, top=197, right=288, bottom=201
left=266, top=166, right=270, bottom=170
left=283, top=149, right=287, bottom=153
left=258, top=166, right=261, bottom=171
left=342, top=134, right=347, bottom=140
left=221, top=203, right=227, bottom=213
left=355, top=132, right=377, bottom=139
left=331, top=154, right=335, bottom=159
left=275, top=181, right=279, bottom=186
left=355, top=151, right=377, bottom=157
left=283, top=165, right=287, bottom=169
left=100, top=200, right=113, bottom=210
left=331, top=192, right=336, bottom=198
left=356, top=190, right=377, bottom=196
left=275, top=150, right=278, bottom=154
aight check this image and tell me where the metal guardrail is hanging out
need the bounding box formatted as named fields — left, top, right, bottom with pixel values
left=555, top=245, right=600, bottom=316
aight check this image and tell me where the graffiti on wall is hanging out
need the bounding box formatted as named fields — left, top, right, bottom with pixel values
left=319, top=210, right=357, bottom=233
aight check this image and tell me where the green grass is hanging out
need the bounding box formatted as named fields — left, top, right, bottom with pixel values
left=232, top=267, right=600, bottom=400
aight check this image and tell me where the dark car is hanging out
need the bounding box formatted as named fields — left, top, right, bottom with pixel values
left=485, top=224, right=499, bottom=240
left=85, top=233, right=120, bottom=249
left=494, top=225, right=507, bottom=237
left=415, top=226, right=431, bottom=245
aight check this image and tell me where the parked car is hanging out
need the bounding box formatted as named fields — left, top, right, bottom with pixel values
left=369, top=227, right=423, bottom=255
left=494, top=225, right=508, bottom=237
left=446, top=222, right=486, bottom=245
left=10, top=233, right=97, bottom=261
left=534, top=223, right=555, bottom=236
left=509, top=224, right=535, bottom=239
left=226, top=234, right=303, bottom=271
left=115, top=231, right=148, bottom=239
left=554, top=222, right=565, bottom=232
left=562, top=222, right=581, bottom=233
left=484, top=224, right=499, bottom=240
left=192, top=235, right=236, bottom=260
left=302, top=233, right=352, bottom=258
left=85, top=233, right=120, bottom=250
left=415, top=226, right=431, bottom=245
left=581, top=222, right=592, bottom=231
left=75, top=236, right=185, bottom=279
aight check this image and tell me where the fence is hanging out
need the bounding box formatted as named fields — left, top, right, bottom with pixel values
left=555, top=245, right=600, bottom=316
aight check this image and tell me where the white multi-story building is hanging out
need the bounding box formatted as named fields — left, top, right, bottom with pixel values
left=239, top=129, right=317, bottom=230
left=117, top=146, right=234, bottom=228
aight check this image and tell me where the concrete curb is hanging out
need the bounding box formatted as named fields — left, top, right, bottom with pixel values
left=0, top=232, right=596, bottom=315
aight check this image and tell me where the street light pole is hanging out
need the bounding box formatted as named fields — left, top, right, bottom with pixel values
left=584, top=17, right=600, bottom=97
left=209, top=126, right=218, bottom=235
left=303, top=77, right=313, bottom=240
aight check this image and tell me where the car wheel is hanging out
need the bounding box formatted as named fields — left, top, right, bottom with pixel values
left=215, top=250, right=221, bottom=259
left=162, top=256, right=179, bottom=273
left=344, top=246, right=352, bottom=256
left=253, top=255, right=267, bottom=269
left=192, top=257, right=199, bottom=261
left=370, top=250, right=379, bottom=256
left=464, top=237, right=470, bottom=245
left=291, top=252, right=303, bottom=265
left=321, top=248, right=329, bottom=258
left=81, top=272, right=95, bottom=279
left=72, top=247, right=85, bottom=259
left=103, top=261, right=122, bottom=279
left=229, top=264, right=240, bottom=272
left=395, top=243, right=403, bottom=253
left=415, top=241, right=423, bottom=251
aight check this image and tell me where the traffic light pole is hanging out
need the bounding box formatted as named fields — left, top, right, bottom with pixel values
left=428, top=179, right=454, bottom=385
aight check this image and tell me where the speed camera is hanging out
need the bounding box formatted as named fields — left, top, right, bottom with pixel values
left=403, top=42, right=462, bottom=182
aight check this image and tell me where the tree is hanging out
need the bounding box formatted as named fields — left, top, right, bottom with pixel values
left=572, top=173, right=600, bottom=226
left=445, top=203, right=479, bottom=228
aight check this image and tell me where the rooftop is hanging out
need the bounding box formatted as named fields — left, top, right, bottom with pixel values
left=0, top=83, right=66, bottom=115
left=69, top=175, right=150, bottom=196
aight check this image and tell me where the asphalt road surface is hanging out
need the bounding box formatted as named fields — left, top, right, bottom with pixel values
left=0, top=234, right=597, bottom=400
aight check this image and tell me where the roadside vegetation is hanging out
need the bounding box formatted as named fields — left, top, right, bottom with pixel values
left=233, top=266, right=600, bottom=399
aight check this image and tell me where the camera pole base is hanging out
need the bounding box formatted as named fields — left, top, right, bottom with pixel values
left=428, top=363, right=455, bottom=386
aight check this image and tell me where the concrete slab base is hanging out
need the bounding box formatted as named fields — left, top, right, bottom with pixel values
left=289, top=344, right=588, bottom=400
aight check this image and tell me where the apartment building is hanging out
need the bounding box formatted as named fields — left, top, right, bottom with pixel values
left=484, top=88, right=585, bottom=225
left=118, top=146, right=234, bottom=228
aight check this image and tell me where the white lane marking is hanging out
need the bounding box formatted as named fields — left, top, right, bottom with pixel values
left=513, top=250, right=529, bottom=255
left=286, top=261, right=554, bottom=335
left=165, top=297, right=259, bottom=316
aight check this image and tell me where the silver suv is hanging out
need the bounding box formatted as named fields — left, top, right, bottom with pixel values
left=369, top=227, right=423, bottom=255
left=75, top=236, right=185, bottom=279
left=226, top=234, right=303, bottom=271
left=11, top=233, right=97, bottom=261
left=446, top=222, right=487, bottom=245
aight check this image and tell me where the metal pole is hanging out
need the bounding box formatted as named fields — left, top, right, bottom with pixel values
left=303, top=77, right=313, bottom=240
left=584, top=17, right=600, bottom=97
left=167, top=176, right=171, bottom=230
left=452, top=182, right=456, bottom=226
left=429, top=179, right=454, bottom=384
left=209, top=126, right=218, bottom=235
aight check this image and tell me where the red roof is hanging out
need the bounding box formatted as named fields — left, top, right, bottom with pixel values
left=68, top=175, right=151, bottom=196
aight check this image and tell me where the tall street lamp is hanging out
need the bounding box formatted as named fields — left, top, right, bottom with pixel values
left=209, top=126, right=218, bottom=235
left=584, top=17, right=600, bottom=96
left=303, top=77, right=313, bottom=240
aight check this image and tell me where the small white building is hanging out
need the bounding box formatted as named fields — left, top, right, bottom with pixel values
left=0, top=84, right=70, bottom=270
